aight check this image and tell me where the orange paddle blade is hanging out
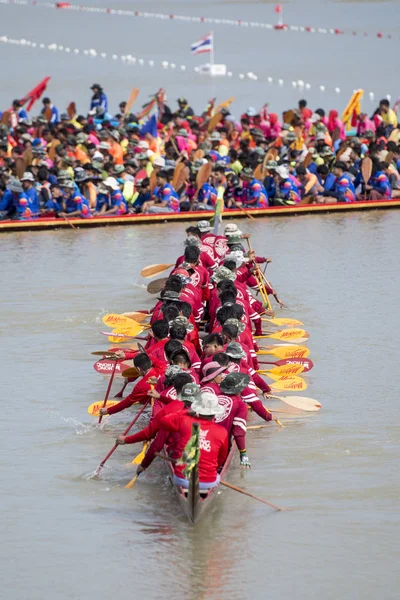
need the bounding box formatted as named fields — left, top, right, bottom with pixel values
left=257, top=345, right=310, bottom=359
left=131, top=441, right=149, bottom=464
left=196, top=163, right=212, bottom=191
left=270, top=377, right=307, bottom=392
left=88, top=400, right=119, bottom=416
left=140, top=264, right=174, bottom=278
left=125, top=87, right=139, bottom=114
left=270, top=395, right=321, bottom=411
left=107, top=323, right=144, bottom=343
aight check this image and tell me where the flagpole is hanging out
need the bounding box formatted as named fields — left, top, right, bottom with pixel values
left=210, top=30, right=214, bottom=67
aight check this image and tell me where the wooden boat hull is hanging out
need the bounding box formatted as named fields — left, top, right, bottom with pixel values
left=164, top=444, right=235, bottom=524
left=1, top=199, right=400, bottom=232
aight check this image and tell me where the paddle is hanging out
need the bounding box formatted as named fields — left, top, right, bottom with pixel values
left=256, top=328, right=308, bottom=341
left=62, top=216, right=79, bottom=231
left=246, top=238, right=272, bottom=309
left=125, top=87, right=140, bottom=115
left=141, top=264, right=174, bottom=278
left=121, top=312, right=149, bottom=323
left=93, top=359, right=131, bottom=375
left=388, top=128, right=399, bottom=143
left=262, top=318, right=304, bottom=327
left=269, top=394, right=321, bottom=411
left=207, top=111, right=223, bottom=132
left=258, top=364, right=304, bottom=376
left=67, top=102, right=76, bottom=119
left=147, top=277, right=168, bottom=294
left=154, top=453, right=287, bottom=511
left=91, top=351, right=119, bottom=357
left=94, top=400, right=150, bottom=476
left=102, top=314, right=140, bottom=328
left=15, top=157, right=26, bottom=180
left=257, top=344, right=310, bottom=359
left=172, top=162, right=185, bottom=190
left=270, top=376, right=307, bottom=392
left=258, top=358, right=314, bottom=372
left=196, top=163, right=212, bottom=192
left=121, top=367, right=140, bottom=378
left=88, top=400, right=120, bottom=416
left=98, top=358, right=118, bottom=424
left=361, top=156, right=373, bottom=198
left=236, top=204, right=256, bottom=220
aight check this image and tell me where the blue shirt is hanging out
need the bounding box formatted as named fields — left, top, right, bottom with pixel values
left=24, top=187, right=39, bottom=216
left=41, top=105, right=59, bottom=124
left=90, top=93, right=108, bottom=112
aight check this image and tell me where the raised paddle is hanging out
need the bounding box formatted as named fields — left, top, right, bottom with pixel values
left=388, top=128, right=399, bottom=143
left=1, top=111, right=10, bottom=125
left=196, top=163, right=212, bottom=192
left=149, top=171, right=157, bottom=194
left=88, top=400, right=120, bottom=416
left=154, top=453, right=288, bottom=511
left=147, top=277, right=168, bottom=294
left=269, top=394, right=321, bottom=411
left=125, top=87, right=139, bottom=115
left=361, top=156, right=373, bottom=198
left=141, top=264, right=174, bottom=278
left=94, top=400, right=151, bottom=476
left=172, top=162, right=185, bottom=190
left=98, top=358, right=118, bottom=424
left=258, top=358, right=314, bottom=372
left=262, top=317, right=304, bottom=327
left=258, top=364, right=305, bottom=377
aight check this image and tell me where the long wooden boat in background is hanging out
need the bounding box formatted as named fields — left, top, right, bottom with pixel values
left=163, top=444, right=235, bottom=524
left=1, top=198, right=399, bottom=233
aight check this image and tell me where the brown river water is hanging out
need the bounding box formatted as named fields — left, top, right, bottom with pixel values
left=1, top=210, right=399, bottom=600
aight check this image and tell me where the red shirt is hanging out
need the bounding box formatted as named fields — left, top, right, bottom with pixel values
left=107, top=366, right=162, bottom=414
left=159, top=412, right=228, bottom=482
left=201, top=382, right=248, bottom=452
left=124, top=399, right=183, bottom=445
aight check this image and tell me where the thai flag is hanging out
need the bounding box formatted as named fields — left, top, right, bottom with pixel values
left=191, top=33, right=213, bottom=55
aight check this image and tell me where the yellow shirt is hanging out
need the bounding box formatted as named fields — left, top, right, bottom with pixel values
left=382, top=108, right=398, bottom=128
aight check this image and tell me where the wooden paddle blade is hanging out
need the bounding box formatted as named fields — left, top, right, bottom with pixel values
left=15, top=157, right=26, bottom=180
left=257, top=345, right=310, bottom=359
left=262, top=318, right=304, bottom=327
left=270, top=377, right=308, bottom=392
left=193, top=149, right=205, bottom=161
left=207, top=111, right=223, bottom=132
left=267, top=372, right=306, bottom=383
left=253, top=163, right=263, bottom=180
left=302, top=152, right=313, bottom=167
left=196, top=163, right=212, bottom=190
left=23, top=148, right=33, bottom=166
left=67, top=102, right=76, bottom=119
left=172, top=162, right=184, bottom=190
left=149, top=171, right=157, bottom=193
left=361, top=156, right=373, bottom=185
left=112, top=324, right=144, bottom=338
left=121, top=312, right=149, bottom=323
left=48, top=139, right=61, bottom=162
left=131, top=441, right=149, bottom=464
left=125, top=87, right=139, bottom=114
left=304, top=174, right=318, bottom=195
left=1, top=111, right=10, bottom=125
left=283, top=109, right=295, bottom=124
left=121, top=366, right=139, bottom=378
left=271, top=395, right=321, bottom=411
left=388, top=128, right=399, bottom=143
left=44, top=107, right=53, bottom=121
left=102, top=314, right=138, bottom=328
left=141, top=264, right=174, bottom=278
left=91, top=350, right=119, bottom=357
left=88, top=400, right=120, bottom=416
left=147, top=277, right=168, bottom=294
left=175, top=165, right=189, bottom=192
left=214, top=96, right=234, bottom=113
left=260, top=364, right=304, bottom=376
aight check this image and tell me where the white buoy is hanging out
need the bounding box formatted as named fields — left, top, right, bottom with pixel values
left=386, top=94, right=391, bottom=101
left=305, top=83, right=311, bottom=89
left=180, top=65, right=186, bottom=71
left=239, top=73, right=245, bottom=79
left=112, top=54, right=118, bottom=60
left=298, top=79, right=304, bottom=87
left=149, top=60, right=154, bottom=66
left=320, top=85, right=325, bottom=91
left=278, top=78, right=284, bottom=86
left=292, top=81, right=297, bottom=87
left=162, top=60, right=169, bottom=68
left=369, top=92, right=375, bottom=101
left=267, top=77, right=273, bottom=83
left=335, top=87, right=340, bottom=93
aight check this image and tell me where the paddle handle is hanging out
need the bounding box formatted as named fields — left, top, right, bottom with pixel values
left=154, top=453, right=287, bottom=511
left=97, top=399, right=150, bottom=470
left=98, top=359, right=118, bottom=424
